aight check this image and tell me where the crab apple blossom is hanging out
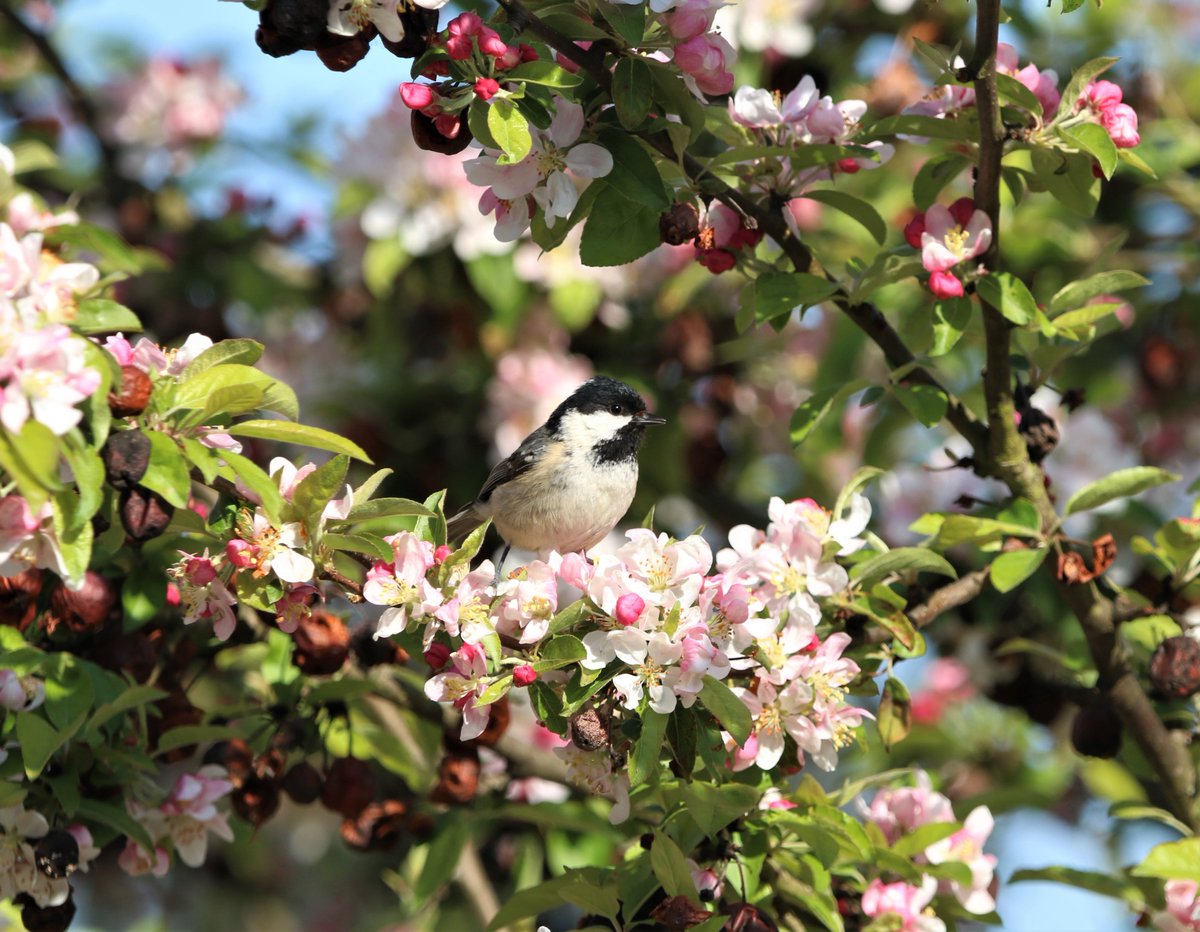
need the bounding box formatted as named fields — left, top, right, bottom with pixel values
left=432, top=560, right=495, bottom=643
left=0, top=323, right=100, bottom=436
left=929, top=269, right=965, bottom=299
left=1152, top=880, right=1200, bottom=932
left=423, top=642, right=493, bottom=740
left=364, top=532, right=444, bottom=638
left=920, top=198, right=992, bottom=274
left=160, top=767, right=236, bottom=868
left=861, top=877, right=946, bottom=932
left=859, top=770, right=955, bottom=845
left=117, top=839, right=170, bottom=877
left=327, top=0, right=449, bottom=45
left=674, top=33, right=736, bottom=97
left=495, top=559, right=558, bottom=644
left=170, top=552, right=238, bottom=641
left=924, top=806, right=998, bottom=914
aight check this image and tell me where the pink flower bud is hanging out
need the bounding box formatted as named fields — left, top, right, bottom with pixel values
left=399, top=82, right=436, bottom=110
left=1078, top=79, right=1123, bottom=112
left=187, top=556, right=219, bottom=584
left=664, top=0, right=718, bottom=41
left=903, top=213, right=926, bottom=248
left=1100, top=102, right=1139, bottom=148
left=433, top=544, right=453, bottom=564
left=929, top=269, right=965, bottom=299
left=187, top=498, right=209, bottom=520
left=445, top=34, right=473, bottom=60
left=433, top=113, right=464, bottom=139
left=497, top=44, right=522, bottom=69
left=478, top=27, right=508, bottom=57
left=165, top=582, right=181, bottom=607
left=448, top=11, right=483, bottom=36
left=836, top=158, right=861, bottom=174
left=518, top=43, right=538, bottom=62
left=615, top=592, right=645, bottom=626
left=513, top=664, right=538, bottom=686
left=474, top=77, right=501, bottom=100
left=948, top=197, right=976, bottom=227
left=424, top=643, right=451, bottom=669
left=225, top=539, right=254, bottom=569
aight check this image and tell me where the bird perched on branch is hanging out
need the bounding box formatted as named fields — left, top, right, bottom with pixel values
left=446, top=376, right=665, bottom=563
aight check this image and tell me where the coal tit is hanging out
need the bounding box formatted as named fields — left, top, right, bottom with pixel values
left=446, top=376, right=665, bottom=557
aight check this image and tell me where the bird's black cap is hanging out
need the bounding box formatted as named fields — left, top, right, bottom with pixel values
left=546, top=376, right=648, bottom=431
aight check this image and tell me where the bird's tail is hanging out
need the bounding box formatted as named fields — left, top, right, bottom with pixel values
left=445, top=505, right=485, bottom=545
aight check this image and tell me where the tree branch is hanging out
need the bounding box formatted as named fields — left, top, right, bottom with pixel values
left=863, top=567, right=992, bottom=646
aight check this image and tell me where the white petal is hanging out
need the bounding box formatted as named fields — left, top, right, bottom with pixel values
left=564, top=143, right=613, bottom=180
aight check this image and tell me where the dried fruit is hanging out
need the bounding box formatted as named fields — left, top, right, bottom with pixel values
left=660, top=202, right=701, bottom=246
left=282, top=761, right=324, bottom=804
left=292, top=611, right=351, bottom=675
left=1149, top=636, right=1200, bottom=699
left=203, top=739, right=255, bottom=788
left=16, top=891, right=76, bottom=932
left=380, top=7, right=439, bottom=58
left=1018, top=406, right=1059, bottom=463
left=232, top=773, right=282, bottom=826
left=101, top=428, right=152, bottom=489
left=35, top=829, right=80, bottom=879
left=411, top=109, right=472, bottom=155
left=569, top=706, right=610, bottom=751
left=649, top=895, right=712, bottom=930
left=120, top=486, right=174, bottom=541
left=316, top=29, right=373, bottom=71
left=321, top=757, right=377, bottom=818
left=47, top=572, right=116, bottom=634
left=108, top=364, right=153, bottom=417
left=351, top=624, right=408, bottom=667
left=722, top=903, right=780, bottom=932
left=340, top=799, right=408, bottom=851
left=429, top=750, right=480, bottom=805
left=1070, top=700, right=1123, bottom=759
left=0, top=567, right=43, bottom=631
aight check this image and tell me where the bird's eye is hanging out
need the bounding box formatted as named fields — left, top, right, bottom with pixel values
left=609, top=403, right=623, bottom=415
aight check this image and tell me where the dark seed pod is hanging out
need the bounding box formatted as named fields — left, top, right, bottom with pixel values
left=101, top=428, right=152, bottom=489
left=428, top=750, right=480, bottom=805
left=569, top=706, right=610, bottom=751
left=262, top=0, right=328, bottom=47
left=0, top=567, right=43, bottom=631
left=1018, top=406, right=1059, bottom=464
left=660, top=202, right=701, bottom=245
left=282, top=761, right=324, bottom=804
left=232, top=773, right=282, bottom=826
left=340, top=799, right=408, bottom=851
left=108, top=365, right=153, bottom=417
left=321, top=757, right=377, bottom=818
left=1149, top=636, right=1200, bottom=699
left=47, top=571, right=116, bottom=634
left=120, top=486, right=174, bottom=541
left=316, top=29, right=373, bottom=72
left=292, top=611, right=351, bottom=676
left=35, top=830, right=80, bottom=879
left=649, top=895, right=712, bottom=931
left=723, top=903, right=780, bottom=932
left=1070, top=700, right=1123, bottom=759
left=203, top=739, right=255, bottom=788
left=404, top=810, right=436, bottom=841
left=410, top=109, right=473, bottom=155
left=16, top=891, right=77, bottom=932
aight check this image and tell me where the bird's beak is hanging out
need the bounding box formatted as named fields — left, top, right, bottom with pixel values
left=634, top=411, right=667, bottom=427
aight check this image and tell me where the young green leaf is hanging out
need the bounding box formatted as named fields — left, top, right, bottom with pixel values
left=975, top=271, right=1038, bottom=325
left=698, top=675, right=752, bottom=746
left=650, top=832, right=696, bottom=898
left=1064, top=467, right=1181, bottom=516
left=800, top=189, right=888, bottom=244
left=1049, top=269, right=1149, bottom=314
left=629, top=709, right=668, bottom=786
left=990, top=547, right=1048, bottom=593
left=613, top=57, right=654, bottom=129
left=73, top=298, right=142, bottom=335
left=877, top=677, right=912, bottom=750
left=579, top=183, right=661, bottom=267
left=851, top=548, right=957, bottom=587
left=487, top=99, right=532, bottom=165
left=226, top=420, right=372, bottom=463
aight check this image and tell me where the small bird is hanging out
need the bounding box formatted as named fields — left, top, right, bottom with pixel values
left=446, top=376, right=666, bottom=563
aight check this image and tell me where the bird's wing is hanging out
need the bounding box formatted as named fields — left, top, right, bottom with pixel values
left=477, top=425, right=553, bottom=504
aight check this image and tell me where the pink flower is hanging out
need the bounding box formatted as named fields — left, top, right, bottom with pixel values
left=674, top=34, right=736, bottom=97
left=424, top=642, right=493, bottom=740
left=170, top=551, right=238, bottom=641
left=118, top=839, right=170, bottom=877
left=904, top=213, right=927, bottom=248
left=1100, top=102, right=1140, bottom=147
left=0, top=324, right=101, bottom=435
left=513, top=664, right=538, bottom=686
left=663, top=0, right=723, bottom=40
left=0, top=495, right=41, bottom=572
left=861, top=772, right=955, bottom=845
left=615, top=592, right=645, bottom=626
left=399, top=82, right=436, bottom=110
left=911, top=658, right=975, bottom=724
left=1152, top=879, right=1200, bottom=931
left=861, top=877, right=945, bottom=932
left=924, top=806, right=998, bottom=914
left=161, top=765, right=235, bottom=867
left=929, top=270, right=965, bottom=299
left=274, top=582, right=320, bottom=634
left=474, top=77, right=501, bottom=100
left=432, top=561, right=495, bottom=643
left=495, top=560, right=558, bottom=644
left=477, top=28, right=508, bottom=57
left=363, top=531, right=442, bottom=638
left=920, top=201, right=992, bottom=273
left=1078, top=79, right=1124, bottom=112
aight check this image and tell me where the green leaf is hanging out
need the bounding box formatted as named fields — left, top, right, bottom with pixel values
left=344, top=497, right=434, bottom=521
left=976, top=271, right=1038, bottom=325
left=51, top=496, right=92, bottom=588
left=1057, top=57, right=1119, bottom=124
left=9, top=138, right=58, bottom=174
left=504, top=61, right=583, bottom=88
left=995, top=72, right=1043, bottom=115
left=597, top=0, right=645, bottom=44
left=579, top=183, right=661, bottom=267
left=293, top=454, right=349, bottom=529
left=533, top=635, right=587, bottom=673
left=891, top=821, right=961, bottom=858
left=73, top=298, right=142, bottom=335
left=16, top=713, right=63, bottom=779
left=989, top=547, right=1048, bottom=593
left=178, top=339, right=264, bottom=380
left=1049, top=269, right=1149, bottom=314
left=488, top=98, right=532, bottom=165
left=226, top=420, right=372, bottom=463
left=415, top=814, right=472, bottom=901
left=651, top=832, right=696, bottom=899
left=548, top=599, right=593, bottom=637
left=835, top=467, right=884, bottom=521
left=1051, top=302, right=1122, bottom=339
left=629, top=709, right=668, bottom=786
left=913, top=152, right=971, bottom=210
left=467, top=97, right=501, bottom=150
left=596, top=128, right=668, bottom=209
left=800, top=190, right=887, bottom=245
left=60, top=440, right=104, bottom=536
left=852, top=547, right=957, bottom=586
left=154, top=724, right=241, bottom=754
left=219, top=452, right=285, bottom=524
left=750, top=272, right=841, bottom=324
left=1010, top=866, right=1143, bottom=905
left=681, top=782, right=762, bottom=838
left=868, top=113, right=975, bottom=141
left=1064, top=467, right=1180, bottom=516
left=139, top=432, right=192, bottom=510
left=487, top=876, right=578, bottom=931
left=1133, top=839, right=1200, bottom=883
left=877, top=677, right=912, bottom=750
left=1030, top=147, right=1100, bottom=217
left=612, top=56, right=654, bottom=130
left=43, top=656, right=95, bottom=733
left=45, top=222, right=165, bottom=276
left=1059, top=122, right=1118, bottom=179
left=362, top=237, right=410, bottom=298
left=86, top=685, right=169, bottom=733
left=698, top=675, right=752, bottom=746
left=935, top=514, right=1043, bottom=547
left=323, top=532, right=393, bottom=562
left=893, top=383, right=948, bottom=427
left=1109, top=802, right=1192, bottom=838
left=930, top=297, right=973, bottom=356
left=790, top=380, right=870, bottom=445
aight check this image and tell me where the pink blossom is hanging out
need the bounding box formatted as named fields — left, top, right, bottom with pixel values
left=118, top=839, right=170, bottom=877
left=161, top=765, right=235, bottom=867
left=513, top=664, right=538, bottom=686
left=615, top=592, right=645, bottom=626
left=860, top=771, right=955, bottom=845
left=1100, top=103, right=1140, bottom=147
left=474, top=77, right=501, bottom=100
left=0, top=495, right=41, bottom=573
left=399, top=82, right=436, bottom=110
left=1078, top=79, right=1124, bottom=112
left=364, top=531, right=442, bottom=638
left=432, top=561, right=495, bottom=644
left=674, top=34, right=736, bottom=97
left=925, top=806, right=998, bottom=914
left=611, top=630, right=685, bottom=713
left=663, top=0, right=723, bottom=40
left=477, top=28, right=508, bottom=57
left=0, top=324, right=101, bottom=435
left=274, top=582, right=320, bottom=634
left=911, top=658, right=975, bottom=724
left=424, top=642, right=451, bottom=668
left=170, top=551, right=238, bottom=640
left=1152, top=879, right=1200, bottom=932
left=920, top=201, right=992, bottom=273
left=424, top=642, right=493, bottom=740
left=0, top=668, right=44, bottom=711
left=495, top=560, right=558, bottom=644
left=728, top=677, right=815, bottom=770
left=861, top=877, right=945, bottom=932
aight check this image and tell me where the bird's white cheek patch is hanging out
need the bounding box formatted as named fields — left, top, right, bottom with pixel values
left=558, top=410, right=630, bottom=450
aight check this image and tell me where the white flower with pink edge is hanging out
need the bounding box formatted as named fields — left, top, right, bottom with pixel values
left=424, top=642, right=494, bottom=741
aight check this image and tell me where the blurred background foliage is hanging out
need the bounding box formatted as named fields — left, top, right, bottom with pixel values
left=1, top=0, right=1198, bottom=927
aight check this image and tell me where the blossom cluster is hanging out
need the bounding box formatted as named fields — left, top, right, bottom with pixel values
left=1074, top=79, right=1140, bottom=149
left=903, top=197, right=993, bottom=299
left=905, top=42, right=1060, bottom=126
left=362, top=492, right=875, bottom=820
left=0, top=806, right=99, bottom=909
left=859, top=770, right=998, bottom=922
left=118, top=767, right=235, bottom=877
left=658, top=0, right=736, bottom=97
